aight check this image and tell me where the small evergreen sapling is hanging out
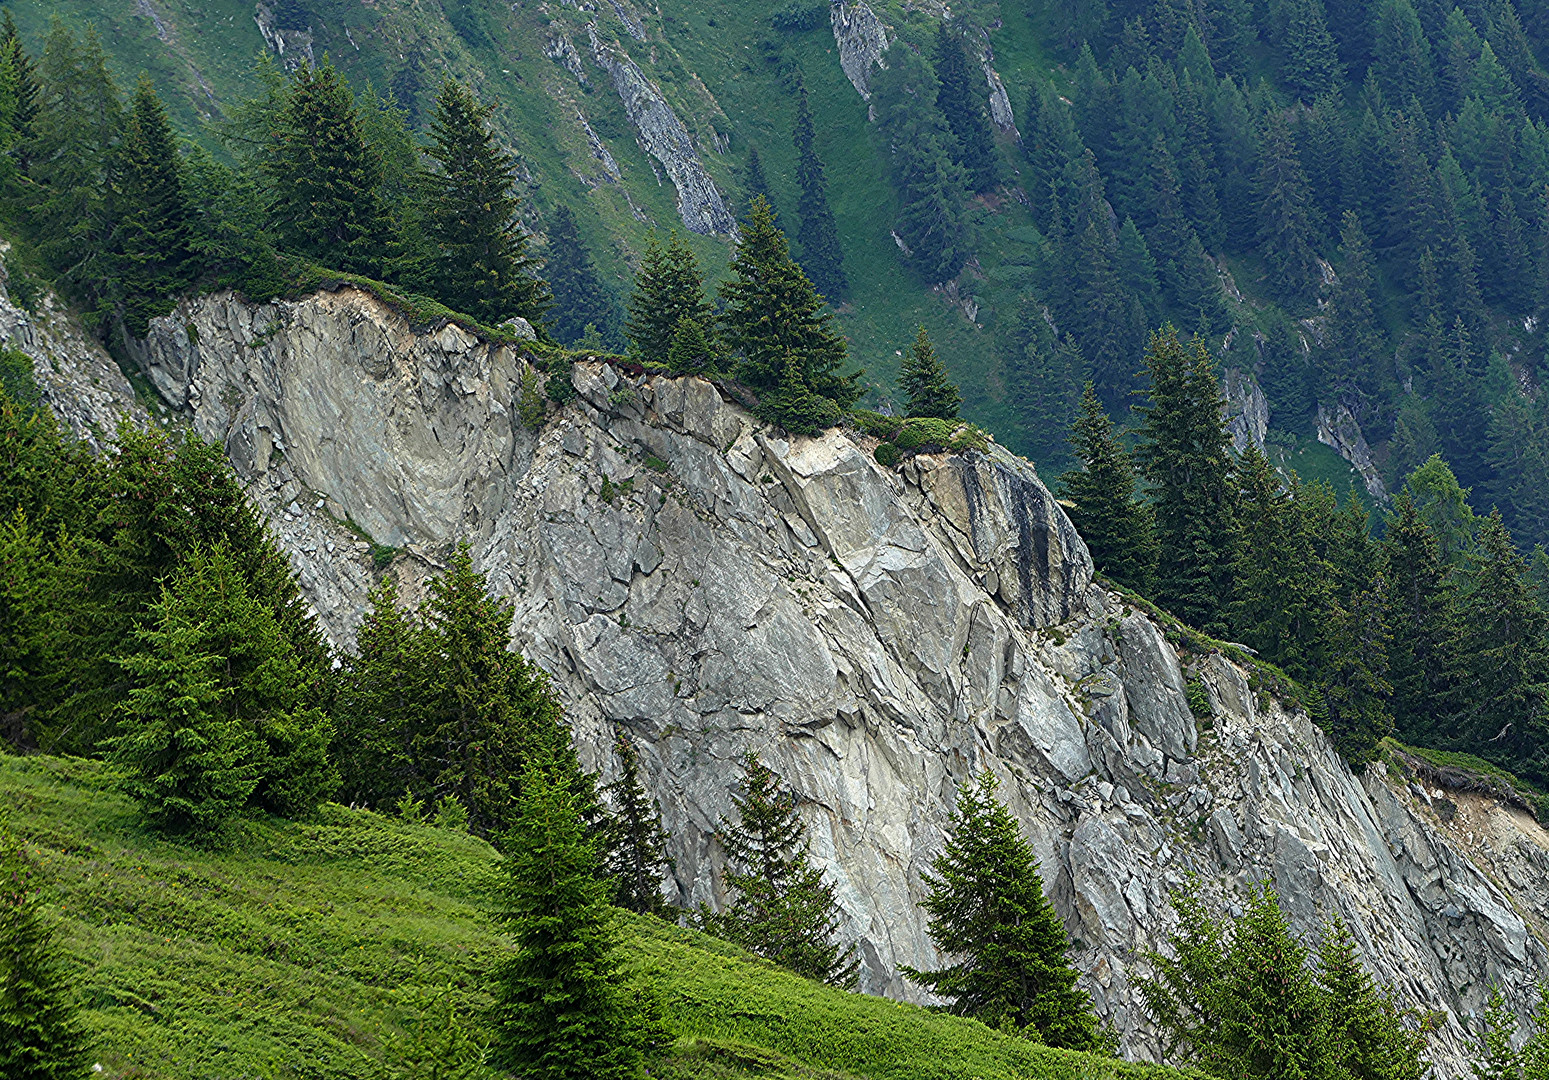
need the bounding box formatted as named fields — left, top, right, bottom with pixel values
left=898, top=325, right=962, bottom=420
left=490, top=761, right=647, bottom=1080
left=0, top=825, right=90, bottom=1080
left=625, top=230, right=714, bottom=364
left=601, top=733, right=675, bottom=916
left=700, top=752, right=859, bottom=988
left=903, top=769, right=1106, bottom=1050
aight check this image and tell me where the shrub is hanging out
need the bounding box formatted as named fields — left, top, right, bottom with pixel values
left=874, top=443, right=902, bottom=468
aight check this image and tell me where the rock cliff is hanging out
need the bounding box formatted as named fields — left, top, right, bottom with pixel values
left=12, top=281, right=1549, bottom=1074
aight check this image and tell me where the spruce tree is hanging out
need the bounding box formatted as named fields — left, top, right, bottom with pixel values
left=932, top=24, right=998, bottom=193
left=899, top=326, right=962, bottom=420
left=544, top=204, right=617, bottom=347
left=903, top=770, right=1105, bottom=1050
left=793, top=86, right=847, bottom=302
left=0, top=827, right=90, bottom=1080
left=1325, top=211, right=1385, bottom=405
left=700, top=753, right=858, bottom=988
left=1134, top=327, right=1238, bottom=633
left=1320, top=575, right=1395, bottom=767
left=1282, top=0, right=1344, bottom=101
left=666, top=315, right=718, bottom=376
left=625, top=231, right=714, bottom=364
left=113, top=75, right=197, bottom=337
left=0, top=11, right=40, bottom=163
left=490, top=761, right=645, bottom=1080
left=334, top=574, right=423, bottom=808
left=719, top=197, right=860, bottom=431
left=744, top=145, right=776, bottom=221
left=601, top=733, right=674, bottom=916
left=1383, top=492, right=1463, bottom=744
left=1059, top=383, right=1157, bottom=592
left=419, top=79, right=549, bottom=326
left=1255, top=106, right=1321, bottom=302
left=1317, top=918, right=1431, bottom=1080
left=266, top=58, right=390, bottom=277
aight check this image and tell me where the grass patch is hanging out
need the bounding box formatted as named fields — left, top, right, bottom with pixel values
left=4, top=754, right=1194, bottom=1080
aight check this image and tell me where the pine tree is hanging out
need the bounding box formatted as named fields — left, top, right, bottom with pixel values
left=903, top=770, right=1105, bottom=1050
left=1255, top=106, right=1321, bottom=302
left=490, top=762, right=646, bottom=1080
left=700, top=753, right=858, bottom=988
left=719, top=196, right=860, bottom=429
left=1382, top=492, right=1463, bottom=744
left=793, top=86, right=847, bottom=302
left=1059, top=383, right=1157, bottom=591
left=1317, top=918, right=1431, bottom=1080
left=113, top=75, right=197, bottom=337
left=334, top=574, right=423, bottom=808
left=899, top=326, right=962, bottom=420
left=1283, top=0, right=1344, bottom=101
left=1474, top=986, right=1521, bottom=1080
left=1324, top=210, right=1386, bottom=405
left=1371, top=0, right=1438, bottom=112
left=744, top=145, right=776, bottom=220
left=266, top=58, right=390, bottom=277
left=932, top=24, right=999, bottom=193
left=1399, top=453, right=1478, bottom=565
left=1320, top=574, right=1395, bottom=767
left=666, top=315, right=719, bottom=376
left=1134, top=327, right=1237, bottom=632
left=626, top=231, right=714, bottom=364
left=601, top=733, right=674, bottom=916
left=1428, top=318, right=1493, bottom=493
left=0, top=827, right=90, bottom=1080
left=0, top=11, right=40, bottom=163
left=544, top=204, right=618, bottom=347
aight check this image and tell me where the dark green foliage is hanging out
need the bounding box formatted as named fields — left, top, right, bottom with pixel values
left=0, top=11, right=40, bottom=160
left=1060, top=383, right=1157, bottom=591
left=932, top=24, right=999, bottom=193
left=602, top=733, right=675, bottom=916
left=490, top=762, right=647, bottom=1080
left=417, top=79, right=550, bottom=326
left=113, top=75, right=196, bottom=337
left=699, top=753, right=858, bottom=989
left=1317, top=919, right=1431, bottom=1080
left=1323, top=211, right=1385, bottom=407
left=544, top=204, right=619, bottom=347
left=1383, top=492, right=1463, bottom=743
left=0, top=826, right=89, bottom=1080
left=1134, top=327, right=1237, bottom=632
left=898, top=325, right=962, bottom=420
left=1319, top=574, right=1394, bottom=767
left=265, top=58, right=389, bottom=277
left=792, top=86, right=847, bottom=302
left=666, top=315, right=719, bottom=376
left=719, top=197, right=860, bottom=432
left=1255, top=107, right=1320, bottom=302
left=626, top=231, right=714, bottom=364
left=903, top=770, right=1106, bottom=1051
left=744, top=145, right=776, bottom=221
left=1282, top=0, right=1343, bottom=101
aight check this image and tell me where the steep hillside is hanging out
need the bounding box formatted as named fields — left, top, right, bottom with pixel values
left=2, top=753, right=1190, bottom=1080
left=17, top=272, right=1549, bottom=1075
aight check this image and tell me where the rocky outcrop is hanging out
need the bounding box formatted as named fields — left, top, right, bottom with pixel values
left=1221, top=367, right=1268, bottom=454
left=984, top=62, right=1016, bottom=132
left=12, top=282, right=1541, bottom=1074
left=253, top=1, right=314, bottom=69
left=587, top=25, right=736, bottom=235
left=831, top=0, right=890, bottom=99
left=1317, top=402, right=1389, bottom=503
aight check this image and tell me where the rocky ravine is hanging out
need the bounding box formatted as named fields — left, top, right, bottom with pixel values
left=13, top=281, right=1549, bottom=1073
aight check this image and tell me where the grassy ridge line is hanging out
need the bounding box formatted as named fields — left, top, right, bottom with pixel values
left=3, top=754, right=1195, bottom=1080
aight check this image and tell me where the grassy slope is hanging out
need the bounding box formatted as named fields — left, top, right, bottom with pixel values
left=5, top=753, right=1193, bottom=1080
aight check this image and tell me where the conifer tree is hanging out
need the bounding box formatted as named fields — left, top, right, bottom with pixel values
left=113, top=75, right=196, bottom=337
left=1316, top=918, right=1431, bottom=1080
left=334, top=574, right=422, bottom=808
left=1134, top=327, right=1237, bottom=632
left=700, top=753, right=858, bottom=988
left=544, top=204, right=617, bottom=347
left=1255, top=107, right=1321, bottom=302
left=601, top=733, right=674, bottom=916
left=0, top=827, right=89, bottom=1080
left=1325, top=210, right=1385, bottom=404
left=899, top=326, right=962, bottom=420
left=0, top=11, right=40, bottom=163
left=490, top=761, right=646, bottom=1080
left=793, top=85, right=847, bottom=302
left=932, top=24, right=998, bottom=193
left=1059, top=383, right=1157, bottom=592
left=904, top=770, right=1105, bottom=1050
left=719, top=197, right=860, bottom=432
left=1282, top=0, right=1344, bottom=101
left=626, top=231, right=714, bottom=364
left=744, top=145, right=776, bottom=221
left=1320, top=574, right=1395, bottom=767
left=418, top=79, right=549, bottom=326
left=1382, top=492, right=1462, bottom=743
left=666, top=315, right=719, bottom=376
left=266, top=58, right=390, bottom=277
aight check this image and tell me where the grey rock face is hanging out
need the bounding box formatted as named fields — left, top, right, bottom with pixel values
left=95, top=286, right=1549, bottom=1075
left=1221, top=367, right=1268, bottom=454
left=830, top=0, right=890, bottom=99
left=588, top=25, right=736, bottom=235
left=1318, top=402, right=1389, bottom=503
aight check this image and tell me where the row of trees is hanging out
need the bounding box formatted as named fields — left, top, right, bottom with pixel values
left=1062, top=326, right=1549, bottom=783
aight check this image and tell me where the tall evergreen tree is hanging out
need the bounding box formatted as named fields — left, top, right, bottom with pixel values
left=0, top=826, right=90, bottom=1080
left=1371, top=0, right=1438, bottom=112
left=113, top=75, right=197, bottom=337
left=625, top=231, right=714, bottom=363
left=1382, top=493, right=1463, bottom=743
left=1317, top=918, right=1431, bottom=1080
left=544, top=204, right=618, bottom=347
left=0, top=11, right=40, bottom=164
left=1320, top=574, right=1395, bottom=767
left=899, top=325, right=962, bottom=419
left=265, top=58, right=390, bottom=277
left=418, top=79, right=549, bottom=326
left=903, top=770, right=1106, bottom=1050
left=334, top=574, right=421, bottom=809
left=699, top=753, right=859, bottom=988
left=490, top=762, right=647, bottom=1080
left=601, top=733, right=674, bottom=916
left=793, top=85, right=847, bottom=302
left=1282, top=0, right=1344, bottom=101
left=1324, top=210, right=1386, bottom=406
left=1255, top=106, right=1321, bottom=302
left=932, top=24, right=999, bottom=193
left=719, top=197, right=860, bottom=434
left=1060, top=383, right=1158, bottom=591
left=744, top=145, right=776, bottom=221
left=1134, top=327, right=1238, bottom=632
